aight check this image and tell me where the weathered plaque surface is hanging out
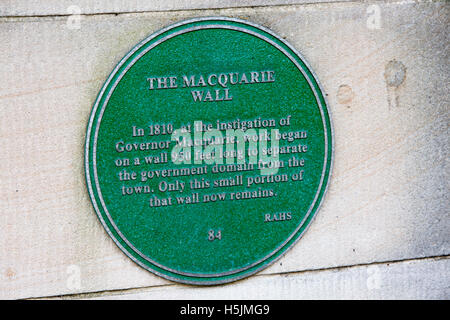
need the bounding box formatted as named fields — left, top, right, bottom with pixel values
left=85, top=17, right=333, bottom=284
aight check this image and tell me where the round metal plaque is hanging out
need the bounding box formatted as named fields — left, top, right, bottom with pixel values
left=85, top=17, right=333, bottom=284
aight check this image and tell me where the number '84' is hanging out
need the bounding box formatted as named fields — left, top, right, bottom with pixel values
left=208, top=229, right=221, bottom=241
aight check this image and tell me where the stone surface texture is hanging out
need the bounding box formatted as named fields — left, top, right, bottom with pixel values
left=0, top=0, right=448, bottom=299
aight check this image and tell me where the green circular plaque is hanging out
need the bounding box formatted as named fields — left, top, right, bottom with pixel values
left=85, top=17, right=333, bottom=284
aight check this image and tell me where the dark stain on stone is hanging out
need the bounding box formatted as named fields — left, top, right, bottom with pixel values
left=384, top=60, right=406, bottom=88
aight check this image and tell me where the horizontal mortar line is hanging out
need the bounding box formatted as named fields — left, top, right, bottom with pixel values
left=29, top=254, right=450, bottom=300
left=0, top=3, right=344, bottom=19
left=0, top=2, right=359, bottom=19
left=0, top=0, right=439, bottom=19
left=1, top=1, right=445, bottom=102
left=324, top=3, right=447, bottom=80
left=271, top=254, right=450, bottom=278
left=0, top=2, right=445, bottom=102
left=325, top=5, right=449, bottom=178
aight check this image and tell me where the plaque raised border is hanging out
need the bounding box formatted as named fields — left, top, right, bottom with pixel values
left=85, top=17, right=334, bottom=285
